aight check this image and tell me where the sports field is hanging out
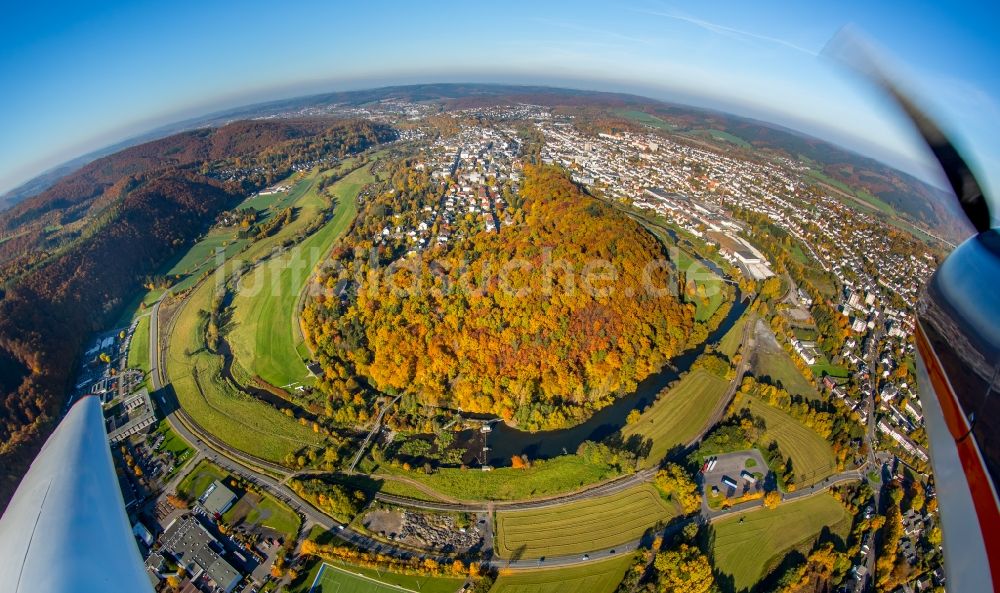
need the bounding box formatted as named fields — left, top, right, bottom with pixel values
left=305, top=562, right=463, bottom=593
left=622, top=369, right=730, bottom=467
left=490, top=554, right=636, bottom=593
left=495, top=484, right=677, bottom=559
left=742, top=397, right=836, bottom=486
left=228, top=161, right=370, bottom=389
left=711, top=494, right=850, bottom=591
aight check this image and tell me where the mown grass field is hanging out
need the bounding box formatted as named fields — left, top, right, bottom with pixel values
left=496, top=484, right=677, bottom=559
left=228, top=162, right=369, bottom=389
left=711, top=494, right=850, bottom=591
left=811, top=356, right=849, bottom=379
left=614, top=109, right=675, bottom=130
left=718, top=312, right=749, bottom=359
left=127, top=314, right=150, bottom=372
left=164, top=173, right=313, bottom=294
left=752, top=347, right=819, bottom=400
left=741, top=397, right=836, bottom=487
left=113, top=288, right=164, bottom=327
left=490, top=553, right=636, bottom=593
left=377, top=455, right=621, bottom=502
left=295, top=561, right=463, bottom=593
left=167, top=310, right=324, bottom=462
left=222, top=491, right=301, bottom=539
left=166, top=170, right=332, bottom=463
left=671, top=246, right=726, bottom=322
left=689, top=128, right=752, bottom=149
left=177, top=459, right=228, bottom=499
left=622, top=369, right=730, bottom=467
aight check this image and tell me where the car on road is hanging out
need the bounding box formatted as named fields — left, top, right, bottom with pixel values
left=582, top=554, right=590, bottom=561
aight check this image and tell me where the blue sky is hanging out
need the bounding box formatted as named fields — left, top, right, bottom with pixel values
left=1, top=0, right=998, bottom=203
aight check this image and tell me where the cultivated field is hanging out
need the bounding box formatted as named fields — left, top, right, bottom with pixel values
left=622, top=369, right=730, bottom=467
left=490, top=554, right=636, bottom=593
left=711, top=494, right=850, bottom=591
left=227, top=160, right=370, bottom=389
left=495, top=484, right=677, bottom=559
left=299, top=561, right=463, bottom=593
left=741, top=397, right=836, bottom=487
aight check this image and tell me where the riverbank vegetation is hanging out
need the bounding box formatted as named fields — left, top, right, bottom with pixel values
left=376, top=454, right=622, bottom=502
left=621, top=368, right=730, bottom=468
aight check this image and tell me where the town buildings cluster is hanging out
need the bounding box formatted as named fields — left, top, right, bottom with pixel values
left=374, top=124, right=520, bottom=258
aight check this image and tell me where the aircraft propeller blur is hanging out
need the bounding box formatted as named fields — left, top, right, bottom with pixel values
left=828, top=31, right=1000, bottom=593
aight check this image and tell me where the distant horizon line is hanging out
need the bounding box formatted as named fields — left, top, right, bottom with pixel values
left=0, top=78, right=949, bottom=200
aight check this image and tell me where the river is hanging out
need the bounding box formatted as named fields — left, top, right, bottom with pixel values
left=452, top=245, right=749, bottom=467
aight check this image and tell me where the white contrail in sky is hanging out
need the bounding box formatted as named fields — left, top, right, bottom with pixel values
left=636, top=7, right=819, bottom=57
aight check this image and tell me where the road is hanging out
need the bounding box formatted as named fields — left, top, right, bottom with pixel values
left=861, top=322, right=886, bottom=591
left=143, top=235, right=860, bottom=573
left=701, top=469, right=866, bottom=522
left=686, top=312, right=755, bottom=451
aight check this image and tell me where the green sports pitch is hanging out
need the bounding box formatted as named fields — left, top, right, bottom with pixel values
left=306, top=563, right=461, bottom=593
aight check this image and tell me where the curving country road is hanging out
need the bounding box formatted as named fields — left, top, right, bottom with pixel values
left=146, top=239, right=865, bottom=572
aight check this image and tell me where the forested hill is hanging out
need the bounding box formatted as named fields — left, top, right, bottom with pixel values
left=0, top=119, right=395, bottom=284
left=2, top=120, right=324, bottom=229
left=0, top=118, right=396, bottom=510
left=303, top=165, right=695, bottom=430
left=0, top=174, right=238, bottom=501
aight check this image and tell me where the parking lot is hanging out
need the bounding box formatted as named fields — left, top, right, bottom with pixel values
left=700, top=448, right=768, bottom=498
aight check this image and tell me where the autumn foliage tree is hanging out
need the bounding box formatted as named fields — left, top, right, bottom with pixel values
left=653, top=463, right=701, bottom=514
left=304, top=165, right=694, bottom=430
left=653, top=544, right=716, bottom=593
